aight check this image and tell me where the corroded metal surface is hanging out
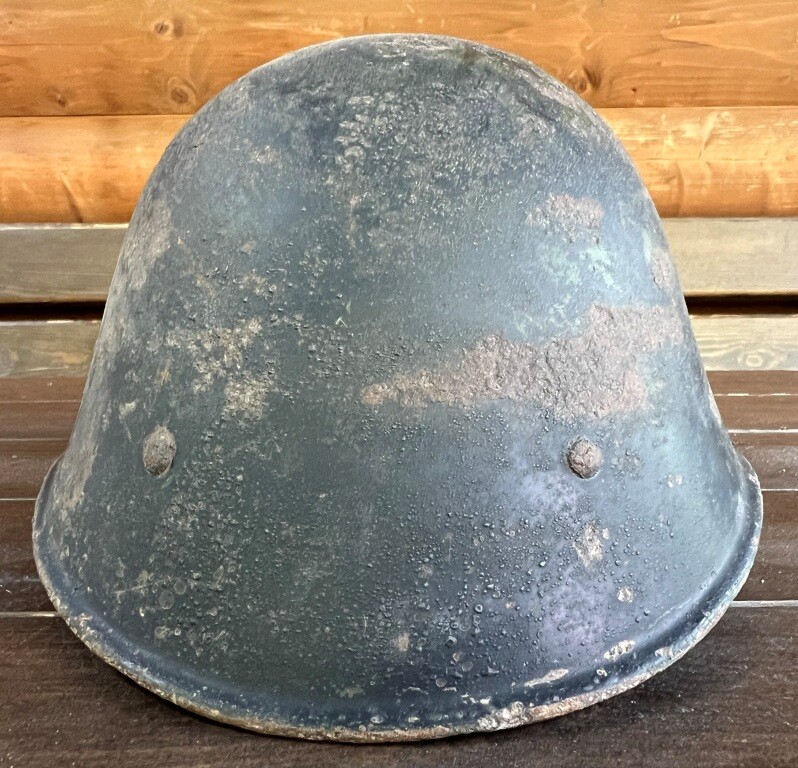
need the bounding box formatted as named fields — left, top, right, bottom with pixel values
left=34, top=34, right=761, bottom=741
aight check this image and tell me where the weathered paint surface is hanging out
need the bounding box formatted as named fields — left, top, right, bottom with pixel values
left=34, top=34, right=761, bottom=741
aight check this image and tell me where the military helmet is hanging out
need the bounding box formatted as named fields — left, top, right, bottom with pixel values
left=34, top=34, right=761, bottom=741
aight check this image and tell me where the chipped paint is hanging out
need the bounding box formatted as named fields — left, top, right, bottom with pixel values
left=574, top=522, right=604, bottom=567
left=523, top=668, right=569, bottom=687
left=604, top=640, right=636, bottom=661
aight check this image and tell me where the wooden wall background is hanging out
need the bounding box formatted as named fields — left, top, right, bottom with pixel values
left=0, top=0, right=797, bottom=373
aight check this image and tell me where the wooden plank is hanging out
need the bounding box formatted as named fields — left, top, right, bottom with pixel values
left=0, top=376, right=85, bottom=403
left=0, top=115, right=182, bottom=223
left=0, top=321, right=99, bottom=378
left=691, top=314, right=798, bottom=371
left=0, top=225, right=124, bottom=303
left=1, top=608, right=795, bottom=766
left=2, top=108, right=798, bottom=222
left=4, top=488, right=792, bottom=612
left=0, top=500, right=50, bottom=612
left=0, top=439, right=66, bottom=499
left=1, top=375, right=795, bottom=440
left=3, top=315, right=798, bottom=383
left=2, top=1, right=798, bottom=116
left=709, top=370, right=798, bottom=396
left=604, top=106, right=798, bottom=218
left=718, top=394, right=798, bottom=431
left=3, top=425, right=791, bottom=498
left=3, top=219, right=797, bottom=303
left=665, top=219, right=798, bottom=297
left=732, top=434, right=798, bottom=491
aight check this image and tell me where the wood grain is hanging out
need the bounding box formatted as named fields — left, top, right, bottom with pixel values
left=664, top=219, right=798, bottom=297
left=2, top=1, right=798, bottom=116
left=1, top=378, right=795, bottom=440
left=0, top=115, right=182, bottom=223
left=0, top=321, right=99, bottom=378
left=1, top=609, right=795, bottom=766
left=3, top=315, right=798, bottom=382
left=1, top=107, right=798, bottom=222
left=0, top=225, right=125, bottom=303
left=732, top=433, right=798, bottom=491
left=4, top=219, right=797, bottom=303
left=691, top=314, right=798, bottom=371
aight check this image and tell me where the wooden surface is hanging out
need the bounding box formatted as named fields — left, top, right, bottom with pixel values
left=2, top=314, right=798, bottom=379
left=2, top=1, right=797, bottom=116
left=2, top=107, right=798, bottom=222
left=1, top=371, right=796, bottom=766
left=4, top=219, right=798, bottom=304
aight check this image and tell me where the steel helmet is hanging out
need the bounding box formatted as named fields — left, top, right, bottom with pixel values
left=34, top=34, right=761, bottom=741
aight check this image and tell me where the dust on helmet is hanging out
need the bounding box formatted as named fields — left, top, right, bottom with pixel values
left=34, top=34, right=761, bottom=741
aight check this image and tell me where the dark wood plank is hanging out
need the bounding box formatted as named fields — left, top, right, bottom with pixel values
left=4, top=219, right=796, bottom=303
left=0, top=429, right=793, bottom=499
left=1, top=388, right=794, bottom=440
left=709, top=370, right=798, bottom=396
left=0, top=500, right=50, bottom=612
left=0, top=608, right=795, bottom=766
left=0, top=376, right=85, bottom=403
left=0, top=439, right=66, bottom=499
left=745, top=492, right=798, bottom=602
left=0, top=400, right=79, bottom=440
left=7, top=372, right=797, bottom=404
left=733, top=434, right=798, bottom=491
left=718, top=395, right=798, bottom=432
left=4, top=488, right=792, bottom=613
left=3, top=317, right=798, bottom=382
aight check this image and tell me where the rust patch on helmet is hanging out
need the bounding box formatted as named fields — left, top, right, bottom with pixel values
left=362, top=304, right=683, bottom=421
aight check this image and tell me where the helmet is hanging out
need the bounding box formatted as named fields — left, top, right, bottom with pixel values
left=34, top=34, right=761, bottom=741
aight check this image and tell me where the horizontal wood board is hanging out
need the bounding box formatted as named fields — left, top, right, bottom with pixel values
left=3, top=219, right=798, bottom=303
left=0, top=609, right=795, bottom=766
left=1, top=107, right=798, bottom=222
left=2, top=1, right=798, bottom=115
left=3, top=314, right=798, bottom=380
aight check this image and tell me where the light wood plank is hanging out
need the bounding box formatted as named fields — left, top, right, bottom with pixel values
left=2, top=108, right=797, bottom=223
left=0, top=224, right=124, bottom=303
left=2, top=1, right=798, bottom=116
left=0, top=321, right=99, bottom=378
left=691, top=314, right=798, bottom=371
left=1, top=316, right=797, bottom=389
left=604, top=106, right=798, bottom=217
left=3, top=219, right=797, bottom=303
left=665, top=219, right=798, bottom=297
left=0, top=115, right=183, bottom=223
